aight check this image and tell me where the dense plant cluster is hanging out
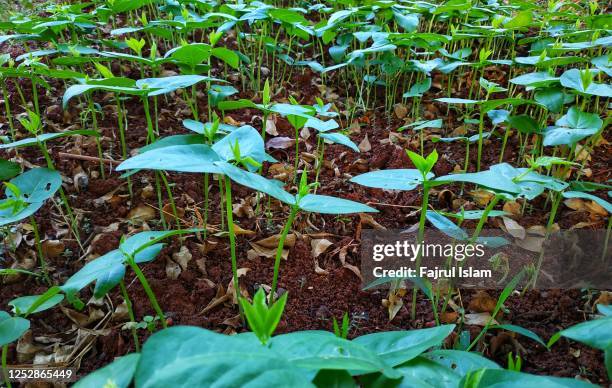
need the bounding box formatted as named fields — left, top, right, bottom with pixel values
left=0, top=0, right=610, bottom=386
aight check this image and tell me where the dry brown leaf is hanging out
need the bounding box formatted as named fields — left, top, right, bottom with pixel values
left=564, top=198, right=586, bottom=211
left=314, top=260, right=329, bottom=275
left=465, top=312, right=498, bottom=326
left=265, top=115, right=278, bottom=136
left=166, top=259, right=182, bottom=280
left=594, top=291, right=612, bottom=307
left=128, top=205, right=156, bottom=223
left=112, top=302, right=129, bottom=322
left=224, top=116, right=242, bottom=126
left=384, top=287, right=406, bottom=321
left=233, top=198, right=255, bottom=218
left=227, top=268, right=250, bottom=303
left=196, top=240, right=217, bottom=255
left=502, top=217, right=526, bottom=239
left=393, top=103, right=408, bottom=119
left=360, top=213, right=386, bottom=230
left=440, top=311, right=459, bottom=324
left=358, top=134, right=372, bottom=152
left=468, top=291, right=497, bottom=313
left=585, top=200, right=608, bottom=216
left=266, top=136, right=294, bottom=150
left=311, top=239, right=333, bottom=258
left=173, top=245, right=192, bottom=270
left=233, top=224, right=255, bottom=236
left=41, top=240, right=65, bottom=259
left=503, top=201, right=521, bottom=217
left=470, top=190, right=494, bottom=206
left=515, top=235, right=545, bottom=252
left=300, top=126, right=311, bottom=140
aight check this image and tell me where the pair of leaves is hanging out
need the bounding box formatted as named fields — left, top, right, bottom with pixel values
left=0, top=168, right=61, bottom=227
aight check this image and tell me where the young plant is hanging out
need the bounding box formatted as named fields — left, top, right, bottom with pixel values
left=0, top=168, right=62, bottom=281
left=239, top=287, right=288, bottom=345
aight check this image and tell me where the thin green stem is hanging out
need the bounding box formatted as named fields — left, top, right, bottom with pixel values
left=270, top=205, right=299, bottom=304
left=126, top=257, right=167, bottom=329
left=2, top=344, right=10, bottom=388
left=119, top=280, right=140, bottom=352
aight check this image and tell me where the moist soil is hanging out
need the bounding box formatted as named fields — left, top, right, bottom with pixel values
left=0, top=42, right=610, bottom=386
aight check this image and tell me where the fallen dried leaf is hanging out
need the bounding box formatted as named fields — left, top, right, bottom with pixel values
left=128, top=205, right=156, bottom=223
left=311, top=239, right=333, bottom=258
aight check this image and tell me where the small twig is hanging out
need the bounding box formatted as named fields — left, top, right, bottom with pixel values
left=58, top=152, right=122, bottom=166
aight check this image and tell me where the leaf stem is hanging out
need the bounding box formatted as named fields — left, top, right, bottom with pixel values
left=270, top=205, right=299, bottom=304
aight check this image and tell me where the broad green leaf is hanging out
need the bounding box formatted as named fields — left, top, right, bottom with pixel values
left=543, top=107, right=602, bottom=146
left=353, top=325, right=455, bottom=366
left=270, top=331, right=400, bottom=378
left=319, top=132, right=359, bottom=152
left=510, top=72, right=559, bottom=87
left=117, top=144, right=222, bottom=174
left=394, top=11, right=419, bottom=32
left=9, top=288, right=63, bottom=316
left=507, top=115, right=541, bottom=134
left=218, top=99, right=258, bottom=111
left=166, top=44, right=211, bottom=69
left=74, top=353, right=140, bottom=388
left=423, top=349, right=500, bottom=376
left=313, top=370, right=357, bottom=388
left=455, top=210, right=508, bottom=220
left=464, top=369, right=597, bottom=387
left=0, top=159, right=20, bottom=180
left=137, top=75, right=220, bottom=97
left=135, top=326, right=313, bottom=388
left=218, top=162, right=295, bottom=205
left=350, top=169, right=431, bottom=191
left=560, top=69, right=612, bottom=97
left=0, top=130, right=100, bottom=150
left=403, top=78, right=432, bottom=98
left=212, top=126, right=267, bottom=169
left=5, top=167, right=61, bottom=203
left=534, top=88, right=572, bottom=113
left=503, top=11, right=532, bottom=29
left=297, top=194, right=378, bottom=214
left=212, top=47, right=240, bottom=69
left=0, top=311, right=30, bottom=346
left=61, top=245, right=163, bottom=297
left=391, top=356, right=461, bottom=388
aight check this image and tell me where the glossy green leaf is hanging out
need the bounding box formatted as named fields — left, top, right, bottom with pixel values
left=135, top=326, right=313, bottom=388
left=297, top=194, right=378, bottom=214
left=117, top=144, right=222, bottom=174
left=0, top=130, right=99, bottom=150
left=423, top=349, right=500, bottom=376
left=319, top=132, right=359, bottom=152
left=464, top=369, right=597, bottom=387
left=543, top=107, right=602, bottom=146
left=353, top=325, right=455, bottom=366
left=9, top=288, right=64, bottom=316
left=560, top=69, right=612, bottom=97
left=350, top=169, right=430, bottom=191
left=270, top=331, right=400, bottom=378
left=75, top=353, right=140, bottom=388
left=0, top=311, right=30, bottom=346
left=0, top=159, right=21, bottom=180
